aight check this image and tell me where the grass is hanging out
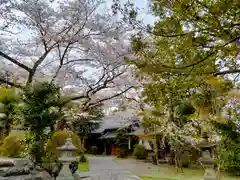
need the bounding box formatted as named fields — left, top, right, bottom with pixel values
left=85, top=153, right=97, bottom=156
left=115, top=156, right=128, bottom=160
left=78, top=161, right=89, bottom=172
left=139, top=164, right=240, bottom=180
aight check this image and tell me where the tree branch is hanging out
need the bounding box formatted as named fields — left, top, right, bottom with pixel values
left=84, top=86, right=134, bottom=110
left=51, top=43, right=72, bottom=83
left=27, top=48, right=53, bottom=85
left=155, top=36, right=240, bottom=70
left=0, top=51, right=32, bottom=72
left=214, top=69, right=240, bottom=76
left=0, top=77, right=24, bottom=89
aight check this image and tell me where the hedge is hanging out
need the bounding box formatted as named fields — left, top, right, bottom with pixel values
left=0, top=133, right=26, bottom=157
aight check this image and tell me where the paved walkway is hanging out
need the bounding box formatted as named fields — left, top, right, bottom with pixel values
left=78, top=156, right=140, bottom=180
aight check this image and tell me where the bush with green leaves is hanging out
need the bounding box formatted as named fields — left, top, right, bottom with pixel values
left=214, top=110, right=240, bottom=175
left=90, top=145, right=98, bottom=155
left=0, top=86, right=21, bottom=138
left=79, top=154, right=87, bottom=162
left=119, top=148, right=128, bottom=158
left=216, top=139, right=240, bottom=175
left=46, top=130, right=82, bottom=156
left=133, top=144, right=148, bottom=160
left=0, top=133, right=26, bottom=157
left=17, top=82, right=63, bottom=163
left=180, top=151, right=191, bottom=168
left=116, top=129, right=129, bottom=158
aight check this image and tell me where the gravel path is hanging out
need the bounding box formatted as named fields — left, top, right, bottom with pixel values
left=78, top=156, right=140, bottom=180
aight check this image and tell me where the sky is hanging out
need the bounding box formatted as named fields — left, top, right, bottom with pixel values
left=131, top=0, right=157, bottom=25
left=107, top=0, right=157, bottom=25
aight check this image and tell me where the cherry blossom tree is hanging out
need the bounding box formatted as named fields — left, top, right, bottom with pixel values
left=0, top=0, right=135, bottom=110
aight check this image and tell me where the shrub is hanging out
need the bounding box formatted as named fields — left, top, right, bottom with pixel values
left=90, top=146, right=98, bottom=155
left=79, top=155, right=87, bottom=162
left=0, top=133, right=26, bottom=157
left=180, top=151, right=191, bottom=168
left=133, top=144, right=148, bottom=160
left=46, top=131, right=82, bottom=156
left=217, top=139, right=240, bottom=175
left=116, top=129, right=129, bottom=158
left=118, top=148, right=128, bottom=158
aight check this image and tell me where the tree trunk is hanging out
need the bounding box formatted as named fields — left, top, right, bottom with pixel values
left=4, top=122, right=10, bottom=138
left=80, top=137, right=85, bottom=153
left=175, top=151, right=183, bottom=172
left=32, top=133, right=44, bottom=164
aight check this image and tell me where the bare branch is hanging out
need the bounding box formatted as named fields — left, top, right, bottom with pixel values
left=0, top=51, right=32, bottom=72
left=0, top=77, right=24, bottom=89
left=62, top=59, right=95, bottom=66
left=124, top=96, right=144, bottom=111
left=27, top=47, right=54, bottom=85
left=84, top=86, right=135, bottom=110
left=51, top=42, right=72, bottom=83
left=214, top=69, right=240, bottom=76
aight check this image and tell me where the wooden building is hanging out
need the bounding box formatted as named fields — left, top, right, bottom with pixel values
left=85, top=110, right=140, bottom=155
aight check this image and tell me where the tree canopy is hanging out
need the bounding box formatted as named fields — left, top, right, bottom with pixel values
left=123, top=0, right=240, bottom=77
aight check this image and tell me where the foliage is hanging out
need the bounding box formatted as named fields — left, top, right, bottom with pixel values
left=116, top=128, right=129, bottom=148
left=128, top=0, right=240, bottom=78
left=214, top=105, right=240, bottom=174
left=118, top=148, right=128, bottom=159
left=124, top=2, right=237, bottom=163
left=180, top=151, right=191, bottom=168
left=70, top=105, right=104, bottom=137
left=46, top=130, right=82, bottom=156
left=217, top=139, right=240, bottom=175
left=0, top=86, right=21, bottom=137
left=79, top=154, right=87, bottom=163
left=0, top=133, right=26, bottom=158
left=126, top=0, right=236, bottom=166
left=17, top=82, right=63, bottom=163
left=63, top=104, right=104, bottom=153
left=116, top=128, right=129, bottom=158
left=133, top=144, right=148, bottom=160
left=90, top=146, right=98, bottom=155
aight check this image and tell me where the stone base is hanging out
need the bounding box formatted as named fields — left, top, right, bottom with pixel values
left=204, top=168, right=217, bottom=180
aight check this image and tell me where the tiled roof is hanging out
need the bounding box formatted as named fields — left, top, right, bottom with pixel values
left=93, top=110, right=139, bottom=133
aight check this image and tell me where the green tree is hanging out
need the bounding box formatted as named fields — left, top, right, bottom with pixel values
left=116, top=128, right=129, bottom=158
left=128, top=0, right=240, bottom=77
left=71, top=105, right=104, bottom=137
left=214, top=103, right=240, bottom=175
left=114, top=0, right=239, bottom=172
left=18, top=82, right=63, bottom=164
left=63, top=104, right=104, bottom=152
left=0, top=86, right=21, bottom=138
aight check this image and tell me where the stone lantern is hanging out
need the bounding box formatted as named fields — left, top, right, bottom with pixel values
left=57, top=138, right=77, bottom=157
left=56, top=138, right=80, bottom=179
left=197, top=132, right=217, bottom=180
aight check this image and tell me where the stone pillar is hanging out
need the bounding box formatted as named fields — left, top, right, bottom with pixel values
left=128, top=136, right=131, bottom=150
left=198, top=132, right=217, bottom=180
